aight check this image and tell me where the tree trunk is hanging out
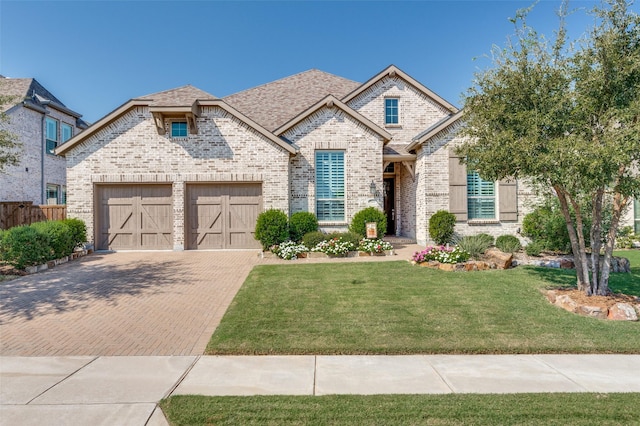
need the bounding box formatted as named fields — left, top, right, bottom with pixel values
left=597, top=191, right=629, bottom=295
left=554, top=185, right=590, bottom=291
left=589, top=188, right=604, bottom=295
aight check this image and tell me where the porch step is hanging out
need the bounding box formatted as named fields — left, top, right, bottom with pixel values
left=383, top=236, right=417, bottom=244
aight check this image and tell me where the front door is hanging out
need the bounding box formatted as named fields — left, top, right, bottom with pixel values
left=383, top=177, right=395, bottom=236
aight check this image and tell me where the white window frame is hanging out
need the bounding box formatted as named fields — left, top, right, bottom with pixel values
left=46, top=184, right=59, bottom=205
left=45, top=117, right=59, bottom=155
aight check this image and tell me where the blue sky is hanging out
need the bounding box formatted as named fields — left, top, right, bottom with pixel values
left=1, top=0, right=612, bottom=123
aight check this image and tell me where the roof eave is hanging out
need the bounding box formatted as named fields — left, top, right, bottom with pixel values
left=342, top=65, right=459, bottom=114
left=274, top=95, right=392, bottom=142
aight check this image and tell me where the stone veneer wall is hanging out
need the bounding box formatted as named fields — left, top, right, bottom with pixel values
left=1, top=105, right=72, bottom=203
left=65, top=106, right=291, bottom=249
left=415, top=128, right=538, bottom=246
left=284, top=107, right=384, bottom=232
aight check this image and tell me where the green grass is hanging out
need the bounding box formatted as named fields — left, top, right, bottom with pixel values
left=206, top=252, right=639, bottom=355
left=160, top=393, right=640, bottom=425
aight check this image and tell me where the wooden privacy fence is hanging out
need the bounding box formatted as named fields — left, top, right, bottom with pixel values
left=0, top=202, right=67, bottom=230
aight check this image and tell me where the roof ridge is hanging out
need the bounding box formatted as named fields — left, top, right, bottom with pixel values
left=224, top=69, right=358, bottom=98
left=136, top=84, right=216, bottom=100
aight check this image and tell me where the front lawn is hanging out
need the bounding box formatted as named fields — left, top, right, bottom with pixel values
left=206, top=252, right=639, bottom=355
left=160, top=393, right=640, bottom=425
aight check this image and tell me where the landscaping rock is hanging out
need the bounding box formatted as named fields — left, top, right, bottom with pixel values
left=559, top=258, right=575, bottom=269
left=485, top=248, right=513, bottom=269
left=607, top=303, right=638, bottom=321
left=555, top=295, right=579, bottom=313
left=438, top=263, right=456, bottom=272
left=464, top=262, right=478, bottom=272
left=578, top=305, right=608, bottom=319
left=420, top=261, right=440, bottom=269
left=545, top=289, right=558, bottom=304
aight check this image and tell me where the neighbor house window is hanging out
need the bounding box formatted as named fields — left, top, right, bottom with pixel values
left=61, top=123, right=73, bottom=143
left=61, top=186, right=67, bottom=205
left=385, top=98, right=399, bottom=125
left=467, top=171, right=495, bottom=219
left=46, top=184, right=59, bottom=205
left=635, top=198, right=639, bottom=234
left=171, top=121, right=188, bottom=137
left=316, top=151, right=345, bottom=221
left=46, top=117, right=59, bottom=154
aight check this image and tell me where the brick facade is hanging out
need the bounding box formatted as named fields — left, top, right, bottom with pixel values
left=0, top=105, right=76, bottom=204
left=65, top=106, right=291, bottom=249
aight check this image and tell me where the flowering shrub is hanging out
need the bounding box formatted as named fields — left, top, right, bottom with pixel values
left=358, top=238, right=393, bottom=253
left=271, top=240, right=308, bottom=260
left=412, top=245, right=470, bottom=264
left=311, top=237, right=355, bottom=255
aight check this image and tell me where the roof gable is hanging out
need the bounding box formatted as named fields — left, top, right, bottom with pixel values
left=274, top=95, right=392, bottom=142
left=137, top=85, right=217, bottom=106
left=406, top=109, right=465, bottom=152
left=342, top=65, right=458, bottom=114
left=223, top=69, right=361, bottom=132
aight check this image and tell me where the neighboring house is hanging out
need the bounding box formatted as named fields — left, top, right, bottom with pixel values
left=621, top=198, right=640, bottom=234
left=56, top=65, right=536, bottom=251
left=0, top=76, right=88, bottom=204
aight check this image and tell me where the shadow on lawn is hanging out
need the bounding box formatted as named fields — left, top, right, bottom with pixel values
left=0, top=253, right=193, bottom=322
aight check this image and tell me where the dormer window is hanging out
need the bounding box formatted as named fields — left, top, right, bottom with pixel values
left=171, top=121, right=188, bottom=137
left=385, top=98, right=399, bottom=125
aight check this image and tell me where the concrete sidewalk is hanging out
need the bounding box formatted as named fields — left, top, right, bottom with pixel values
left=2, top=354, right=640, bottom=425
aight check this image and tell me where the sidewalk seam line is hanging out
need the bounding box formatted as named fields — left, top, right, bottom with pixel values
left=26, top=356, right=99, bottom=405
left=162, top=355, right=201, bottom=400
left=424, top=356, right=456, bottom=394
left=532, top=355, right=590, bottom=391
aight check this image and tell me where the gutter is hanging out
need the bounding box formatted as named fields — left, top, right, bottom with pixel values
left=40, top=112, right=46, bottom=205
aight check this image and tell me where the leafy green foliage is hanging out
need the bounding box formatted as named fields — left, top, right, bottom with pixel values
left=289, top=211, right=318, bottom=242
left=495, top=235, right=522, bottom=253
left=302, top=231, right=326, bottom=249
left=62, top=218, right=87, bottom=249
left=254, top=209, right=289, bottom=250
left=0, top=89, right=21, bottom=172
left=349, top=207, right=387, bottom=238
left=31, top=221, right=74, bottom=259
left=525, top=241, right=544, bottom=257
left=454, top=234, right=493, bottom=259
left=0, top=225, right=51, bottom=269
left=326, top=231, right=361, bottom=247
left=522, top=202, right=573, bottom=253
left=429, top=210, right=456, bottom=245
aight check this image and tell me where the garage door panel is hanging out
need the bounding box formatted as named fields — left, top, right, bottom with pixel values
left=96, top=185, right=173, bottom=250
left=187, top=183, right=262, bottom=250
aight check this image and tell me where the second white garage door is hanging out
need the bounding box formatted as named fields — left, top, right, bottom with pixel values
left=186, top=183, right=262, bottom=249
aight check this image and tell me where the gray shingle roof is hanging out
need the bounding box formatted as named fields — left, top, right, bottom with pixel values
left=0, top=77, right=65, bottom=113
left=137, top=85, right=217, bottom=106
left=223, top=69, right=361, bottom=132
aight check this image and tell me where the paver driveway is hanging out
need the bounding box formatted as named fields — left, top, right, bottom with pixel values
left=0, top=251, right=259, bottom=356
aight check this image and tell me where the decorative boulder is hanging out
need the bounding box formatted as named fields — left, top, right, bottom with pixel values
left=555, top=295, right=579, bottom=313
left=607, top=303, right=638, bottom=321
left=485, top=248, right=513, bottom=269
left=578, top=305, right=608, bottom=320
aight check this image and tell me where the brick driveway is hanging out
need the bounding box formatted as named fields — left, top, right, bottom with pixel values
left=0, top=251, right=260, bottom=356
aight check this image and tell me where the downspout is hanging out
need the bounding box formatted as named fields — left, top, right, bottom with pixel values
left=40, top=111, right=46, bottom=205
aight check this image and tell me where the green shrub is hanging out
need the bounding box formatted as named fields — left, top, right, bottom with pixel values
left=477, top=233, right=495, bottom=247
left=0, top=225, right=51, bottom=269
left=525, top=241, right=543, bottom=257
left=522, top=202, right=572, bottom=253
left=289, top=212, right=318, bottom=242
left=429, top=210, right=456, bottom=245
left=302, top=231, right=327, bottom=249
left=31, top=221, right=74, bottom=259
left=349, top=207, right=387, bottom=238
left=255, top=209, right=289, bottom=250
left=326, top=231, right=362, bottom=247
left=454, top=234, right=493, bottom=259
left=496, top=235, right=522, bottom=253
left=62, top=218, right=87, bottom=249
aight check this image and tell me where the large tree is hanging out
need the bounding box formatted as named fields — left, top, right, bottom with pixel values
left=458, top=0, right=640, bottom=295
left=0, top=83, right=21, bottom=173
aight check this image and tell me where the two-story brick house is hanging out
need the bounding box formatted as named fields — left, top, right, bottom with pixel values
left=0, top=76, right=88, bottom=204
left=56, top=65, right=542, bottom=250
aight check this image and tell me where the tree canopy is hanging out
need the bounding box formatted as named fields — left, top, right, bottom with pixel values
left=0, top=84, right=21, bottom=173
left=457, top=0, right=640, bottom=295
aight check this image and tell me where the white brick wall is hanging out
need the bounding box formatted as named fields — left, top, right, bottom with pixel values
left=65, top=106, right=291, bottom=249
left=284, top=106, right=384, bottom=232
left=0, top=105, right=73, bottom=203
